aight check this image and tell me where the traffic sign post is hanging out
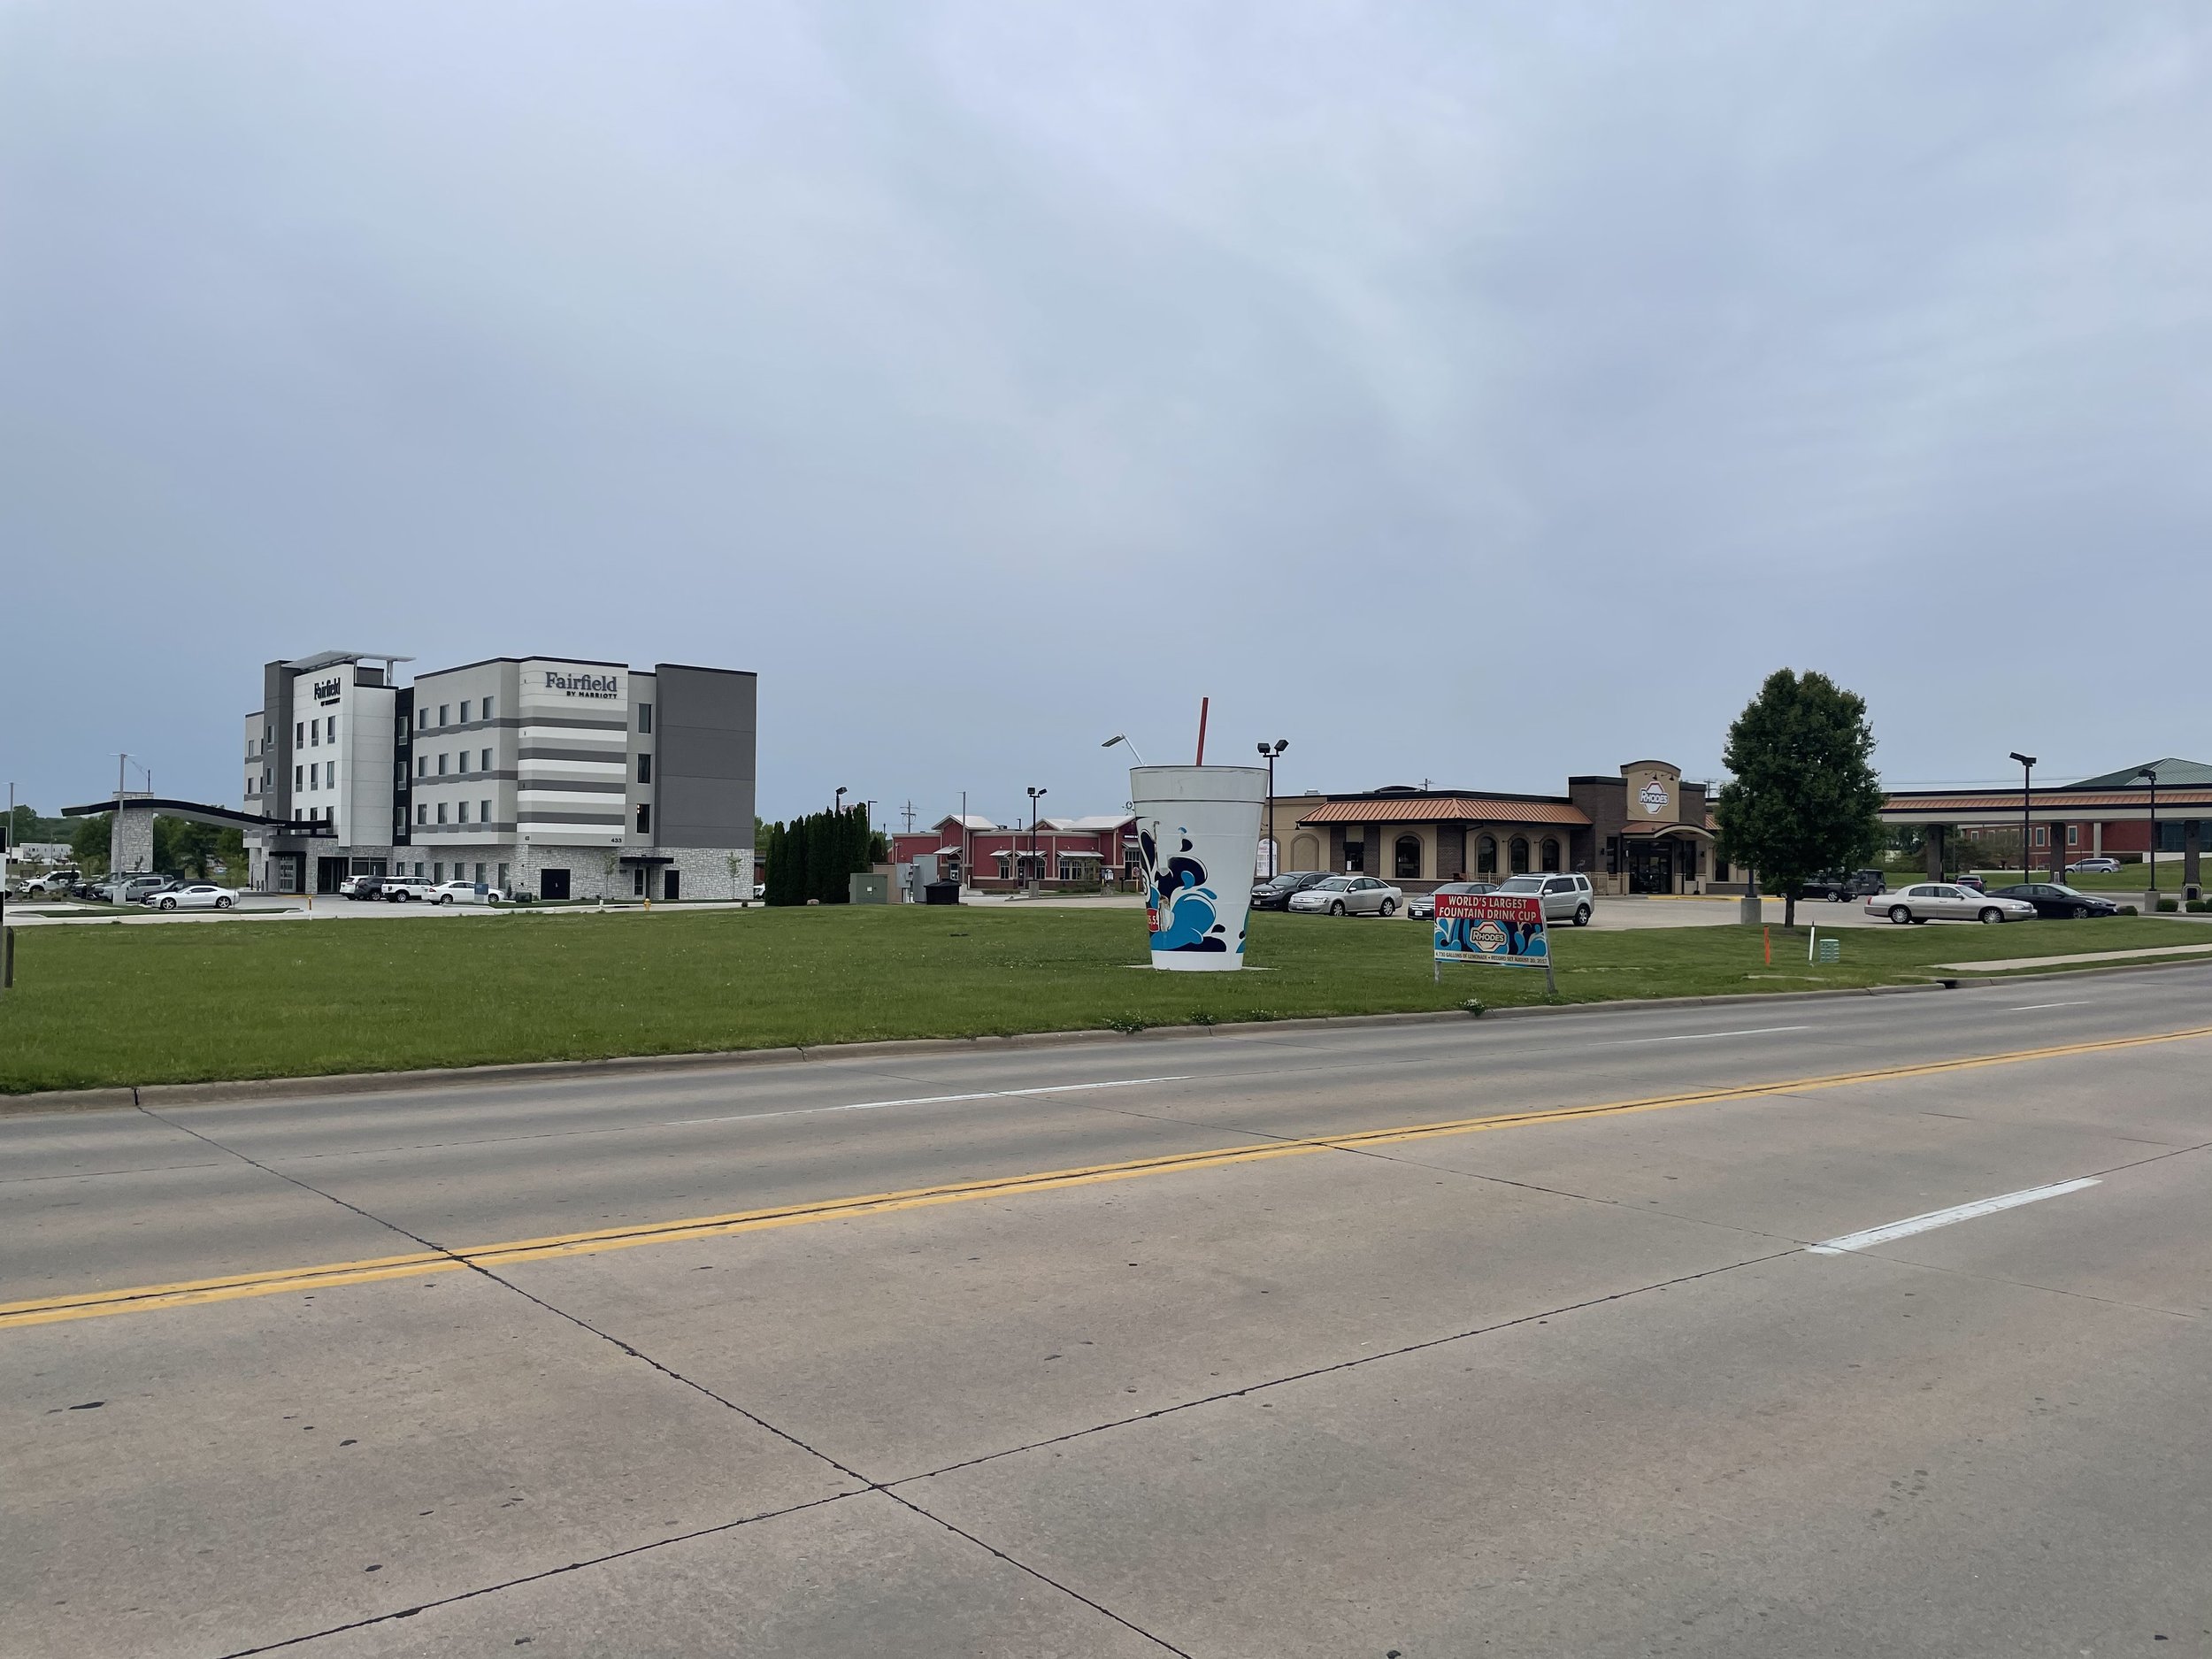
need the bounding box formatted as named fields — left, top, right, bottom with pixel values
left=1432, top=889, right=1555, bottom=995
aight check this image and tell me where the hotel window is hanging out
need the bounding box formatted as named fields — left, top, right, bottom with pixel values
left=633, top=866, right=647, bottom=897
left=457, top=801, right=470, bottom=824
left=439, top=703, right=449, bottom=726
left=416, top=803, right=427, bottom=825
left=437, top=803, right=449, bottom=824
left=295, top=764, right=303, bottom=789
left=434, top=863, right=444, bottom=882
left=326, top=716, right=336, bottom=741
left=480, top=748, right=492, bottom=770
left=457, top=751, right=469, bottom=774
left=638, top=703, right=653, bottom=734
left=438, top=753, right=449, bottom=775
left=413, top=862, right=424, bottom=878
left=474, top=863, right=486, bottom=883
left=480, top=799, right=491, bottom=824
left=497, top=863, right=509, bottom=888
left=418, top=755, right=427, bottom=778
left=419, top=709, right=430, bottom=730
left=482, top=695, right=495, bottom=719
left=309, top=722, right=319, bottom=748
left=296, top=721, right=304, bottom=746
left=634, top=803, right=651, bottom=833
left=460, top=700, right=472, bottom=724
left=637, top=753, right=652, bottom=784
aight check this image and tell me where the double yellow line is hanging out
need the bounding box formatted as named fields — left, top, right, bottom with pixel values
left=7, top=1024, right=2207, bottom=1333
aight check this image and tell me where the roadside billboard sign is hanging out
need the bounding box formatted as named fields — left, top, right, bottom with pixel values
left=1432, top=890, right=1556, bottom=991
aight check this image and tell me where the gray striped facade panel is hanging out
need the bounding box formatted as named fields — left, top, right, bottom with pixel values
left=516, top=778, right=627, bottom=794
left=517, top=747, right=627, bottom=764
left=518, top=810, right=626, bottom=826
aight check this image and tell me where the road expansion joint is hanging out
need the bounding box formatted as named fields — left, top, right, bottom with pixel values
left=132, top=1103, right=880, bottom=1486
left=895, top=1248, right=1804, bottom=1489
left=211, top=1492, right=856, bottom=1657
left=872, top=1488, right=1197, bottom=1657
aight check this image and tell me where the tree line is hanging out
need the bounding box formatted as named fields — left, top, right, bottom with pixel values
left=757, top=804, right=885, bottom=906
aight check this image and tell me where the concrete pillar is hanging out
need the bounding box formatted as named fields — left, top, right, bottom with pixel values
left=111, top=805, right=154, bottom=873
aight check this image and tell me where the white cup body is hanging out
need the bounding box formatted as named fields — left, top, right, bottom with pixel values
left=1131, top=765, right=1268, bottom=972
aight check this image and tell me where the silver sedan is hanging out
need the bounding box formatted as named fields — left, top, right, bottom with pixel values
left=141, top=883, right=240, bottom=911
left=1287, top=875, right=1403, bottom=917
left=1868, top=883, right=2034, bottom=925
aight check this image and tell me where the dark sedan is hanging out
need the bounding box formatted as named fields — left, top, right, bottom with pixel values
left=1408, top=879, right=1496, bottom=921
left=1250, top=871, right=1332, bottom=910
left=1989, top=882, right=2119, bottom=919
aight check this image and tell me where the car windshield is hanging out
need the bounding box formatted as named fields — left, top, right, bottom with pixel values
left=2043, top=884, right=2086, bottom=898
left=1495, top=876, right=1544, bottom=893
left=1313, top=877, right=1351, bottom=890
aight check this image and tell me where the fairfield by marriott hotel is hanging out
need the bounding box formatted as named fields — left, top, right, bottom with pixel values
left=242, top=651, right=757, bottom=901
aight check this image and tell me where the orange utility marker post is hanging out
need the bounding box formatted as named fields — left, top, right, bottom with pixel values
left=1763, top=926, right=1771, bottom=965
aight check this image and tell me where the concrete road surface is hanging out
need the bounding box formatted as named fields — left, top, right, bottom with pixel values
left=6, top=969, right=2211, bottom=1657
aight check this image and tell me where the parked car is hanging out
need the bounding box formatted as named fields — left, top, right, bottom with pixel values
left=1950, top=873, right=1986, bottom=893
left=142, top=883, right=239, bottom=911
left=338, top=873, right=383, bottom=899
left=1491, top=872, right=1596, bottom=926
left=22, top=868, right=83, bottom=895
left=100, top=874, right=174, bottom=905
left=1287, top=875, right=1403, bottom=917
left=1407, top=880, right=1496, bottom=921
left=380, top=875, right=438, bottom=902
left=429, top=879, right=496, bottom=905
left=1869, top=883, right=2034, bottom=924
left=1250, top=872, right=1333, bottom=911
left=2065, top=856, right=2121, bottom=875
left=1989, top=882, right=2120, bottom=919
left=1799, top=870, right=1886, bottom=902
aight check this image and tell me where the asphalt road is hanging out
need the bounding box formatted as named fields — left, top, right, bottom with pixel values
left=7, top=970, right=2211, bottom=1657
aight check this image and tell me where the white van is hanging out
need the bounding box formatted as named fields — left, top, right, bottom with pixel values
left=1492, top=872, right=1595, bottom=926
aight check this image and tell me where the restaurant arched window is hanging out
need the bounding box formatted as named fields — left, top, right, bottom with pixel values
left=1540, top=837, right=1561, bottom=872
left=1509, top=836, right=1530, bottom=874
left=1394, top=834, right=1421, bottom=880
left=1476, top=834, right=1498, bottom=876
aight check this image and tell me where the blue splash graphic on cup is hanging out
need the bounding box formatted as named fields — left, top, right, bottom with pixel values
left=1141, top=826, right=1236, bottom=954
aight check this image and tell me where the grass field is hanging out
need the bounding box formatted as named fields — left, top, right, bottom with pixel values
left=0, top=907, right=2198, bottom=1094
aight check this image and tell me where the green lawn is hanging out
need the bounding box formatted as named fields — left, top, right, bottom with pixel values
left=0, top=908, right=2199, bottom=1094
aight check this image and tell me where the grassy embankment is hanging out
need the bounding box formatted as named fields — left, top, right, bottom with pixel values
left=0, top=907, right=2197, bottom=1094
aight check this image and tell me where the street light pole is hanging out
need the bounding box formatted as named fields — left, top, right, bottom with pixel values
left=1026, top=785, right=1047, bottom=894
left=2008, top=752, right=2036, bottom=886
left=1256, top=739, right=1287, bottom=876
left=2139, top=765, right=2160, bottom=909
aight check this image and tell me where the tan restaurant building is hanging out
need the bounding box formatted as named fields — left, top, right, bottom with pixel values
left=1268, top=760, right=1734, bottom=896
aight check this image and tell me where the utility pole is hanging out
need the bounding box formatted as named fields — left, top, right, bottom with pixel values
left=1026, top=786, right=1047, bottom=895
left=2009, top=752, right=2036, bottom=886
left=901, top=800, right=916, bottom=833
left=2139, top=765, right=2160, bottom=910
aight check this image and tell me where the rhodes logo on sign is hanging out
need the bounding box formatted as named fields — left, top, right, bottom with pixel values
left=541, top=669, right=622, bottom=701
left=1638, top=780, right=1668, bottom=816
left=311, top=678, right=342, bottom=703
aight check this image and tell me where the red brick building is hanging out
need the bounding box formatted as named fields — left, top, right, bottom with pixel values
left=890, top=813, right=1139, bottom=891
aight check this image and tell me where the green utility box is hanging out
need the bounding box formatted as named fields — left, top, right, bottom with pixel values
left=849, top=872, right=889, bottom=905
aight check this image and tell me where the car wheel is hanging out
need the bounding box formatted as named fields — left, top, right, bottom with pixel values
left=1379, top=899, right=1395, bottom=918
left=1329, top=901, right=1346, bottom=916
left=1828, top=889, right=1843, bottom=902
left=215, top=895, right=232, bottom=908
left=2074, top=905, right=2091, bottom=918
left=158, top=897, right=176, bottom=910
left=1978, top=907, right=2003, bottom=924
left=1887, top=905, right=1911, bottom=925
left=438, top=895, right=451, bottom=905
left=1572, top=903, right=1592, bottom=926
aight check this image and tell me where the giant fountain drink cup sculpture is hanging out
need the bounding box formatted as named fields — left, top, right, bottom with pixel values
left=1131, top=764, right=1268, bottom=972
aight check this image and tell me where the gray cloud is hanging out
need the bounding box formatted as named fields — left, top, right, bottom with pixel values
left=4, top=2, right=2207, bottom=826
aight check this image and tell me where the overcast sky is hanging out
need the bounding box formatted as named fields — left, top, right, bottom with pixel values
left=4, top=2, right=2208, bottom=829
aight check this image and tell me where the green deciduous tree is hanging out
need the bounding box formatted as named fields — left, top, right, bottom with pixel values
left=71, top=813, right=111, bottom=875
left=1714, top=668, right=1886, bottom=928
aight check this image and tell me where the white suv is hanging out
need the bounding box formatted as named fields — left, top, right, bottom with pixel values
left=1493, top=872, right=1595, bottom=926
left=381, top=875, right=438, bottom=902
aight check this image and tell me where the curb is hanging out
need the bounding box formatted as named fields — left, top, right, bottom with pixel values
left=3, top=979, right=1973, bottom=1119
